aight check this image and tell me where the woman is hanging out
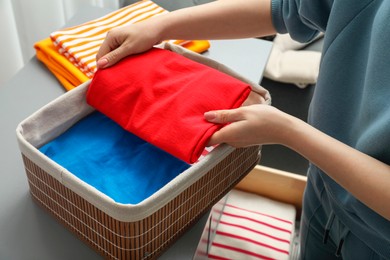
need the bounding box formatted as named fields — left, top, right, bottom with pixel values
left=96, top=0, right=390, bottom=258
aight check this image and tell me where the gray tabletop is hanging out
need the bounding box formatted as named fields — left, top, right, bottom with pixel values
left=0, top=7, right=271, bottom=260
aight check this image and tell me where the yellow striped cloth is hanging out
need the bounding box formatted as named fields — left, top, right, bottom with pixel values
left=35, top=0, right=210, bottom=91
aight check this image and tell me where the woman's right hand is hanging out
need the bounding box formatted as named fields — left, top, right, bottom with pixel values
left=96, top=18, right=163, bottom=69
left=95, top=0, right=275, bottom=69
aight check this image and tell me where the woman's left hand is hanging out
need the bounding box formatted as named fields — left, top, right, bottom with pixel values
left=204, top=104, right=292, bottom=147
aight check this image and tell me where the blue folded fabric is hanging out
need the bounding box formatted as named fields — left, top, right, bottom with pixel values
left=39, top=111, right=190, bottom=204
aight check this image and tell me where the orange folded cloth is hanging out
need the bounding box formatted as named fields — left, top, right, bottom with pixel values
left=34, top=38, right=90, bottom=91
left=35, top=0, right=210, bottom=91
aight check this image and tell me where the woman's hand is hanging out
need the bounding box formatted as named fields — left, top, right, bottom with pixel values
left=205, top=104, right=390, bottom=220
left=204, top=104, right=292, bottom=147
left=242, top=91, right=266, bottom=106
left=96, top=18, right=163, bottom=69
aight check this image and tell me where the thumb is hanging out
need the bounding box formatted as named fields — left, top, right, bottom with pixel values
left=204, top=108, right=244, bottom=124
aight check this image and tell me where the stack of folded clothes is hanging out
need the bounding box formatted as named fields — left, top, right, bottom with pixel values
left=34, top=0, right=210, bottom=91
left=208, top=189, right=297, bottom=260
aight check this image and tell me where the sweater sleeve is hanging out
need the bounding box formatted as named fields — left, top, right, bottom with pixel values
left=271, top=0, right=332, bottom=42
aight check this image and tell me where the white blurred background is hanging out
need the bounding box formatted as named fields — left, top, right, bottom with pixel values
left=0, top=0, right=122, bottom=86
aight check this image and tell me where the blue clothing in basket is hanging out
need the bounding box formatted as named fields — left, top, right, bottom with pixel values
left=39, top=111, right=190, bottom=204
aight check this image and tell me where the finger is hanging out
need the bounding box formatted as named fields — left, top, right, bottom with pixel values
left=242, top=91, right=266, bottom=106
left=207, top=131, right=224, bottom=146
left=96, top=45, right=130, bottom=69
left=206, top=122, right=242, bottom=146
left=204, top=108, right=244, bottom=124
left=96, top=30, right=131, bottom=69
left=96, top=37, right=113, bottom=61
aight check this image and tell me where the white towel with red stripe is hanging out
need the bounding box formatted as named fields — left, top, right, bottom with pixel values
left=208, top=189, right=296, bottom=260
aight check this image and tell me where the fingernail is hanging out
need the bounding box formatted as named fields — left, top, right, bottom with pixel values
left=97, top=58, right=108, bottom=68
left=204, top=111, right=216, bottom=121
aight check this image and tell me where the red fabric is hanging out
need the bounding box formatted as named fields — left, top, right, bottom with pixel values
left=86, top=48, right=251, bottom=163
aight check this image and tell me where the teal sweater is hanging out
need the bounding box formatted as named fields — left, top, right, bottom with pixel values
left=272, top=0, right=390, bottom=257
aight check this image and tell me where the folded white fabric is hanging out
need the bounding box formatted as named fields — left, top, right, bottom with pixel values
left=264, top=33, right=323, bottom=88
left=208, top=189, right=296, bottom=260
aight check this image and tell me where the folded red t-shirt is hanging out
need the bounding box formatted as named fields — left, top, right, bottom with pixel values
left=86, top=48, right=251, bottom=163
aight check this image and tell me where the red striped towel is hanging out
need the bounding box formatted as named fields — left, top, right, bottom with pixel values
left=208, top=190, right=296, bottom=260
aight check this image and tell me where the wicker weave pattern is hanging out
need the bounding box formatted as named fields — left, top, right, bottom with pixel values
left=22, top=145, right=260, bottom=260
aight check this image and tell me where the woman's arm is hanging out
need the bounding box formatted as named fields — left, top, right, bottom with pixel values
left=156, top=0, right=275, bottom=41
left=205, top=105, right=390, bottom=220
left=96, top=0, right=275, bottom=68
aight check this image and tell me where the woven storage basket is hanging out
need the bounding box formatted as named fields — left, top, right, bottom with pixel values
left=16, top=44, right=269, bottom=260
